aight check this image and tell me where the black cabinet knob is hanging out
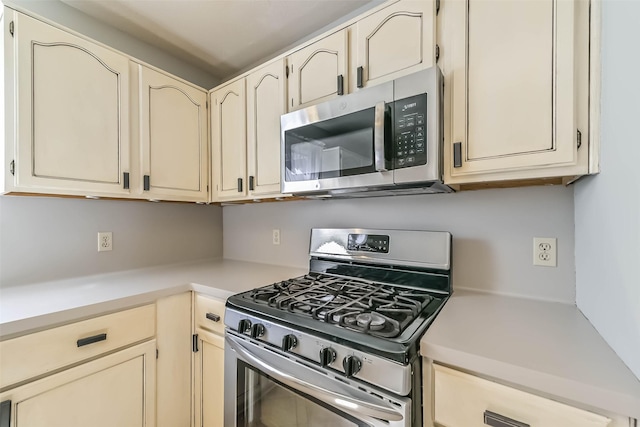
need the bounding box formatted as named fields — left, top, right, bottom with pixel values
left=250, top=323, right=266, bottom=339
left=342, top=355, right=362, bottom=377
left=319, top=347, right=337, bottom=367
left=281, top=334, right=298, bottom=352
left=237, top=319, right=252, bottom=334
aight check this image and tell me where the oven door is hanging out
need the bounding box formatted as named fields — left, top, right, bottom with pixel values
left=280, top=82, right=394, bottom=195
left=224, top=333, right=410, bottom=427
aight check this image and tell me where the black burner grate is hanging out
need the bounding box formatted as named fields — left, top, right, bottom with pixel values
left=248, top=273, right=434, bottom=338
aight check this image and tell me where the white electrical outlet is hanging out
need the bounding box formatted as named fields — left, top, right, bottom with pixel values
left=533, top=237, right=556, bottom=267
left=98, top=232, right=113, bottom=252
left=272, top=229, right=281, bottom=245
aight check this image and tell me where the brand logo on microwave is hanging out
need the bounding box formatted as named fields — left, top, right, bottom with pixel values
left=402, top=102, right=417, bottom=111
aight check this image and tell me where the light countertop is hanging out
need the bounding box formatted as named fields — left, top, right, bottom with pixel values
left=421, top=290, right=640, bottom=420
left=0, top=258, right=306, bottom=339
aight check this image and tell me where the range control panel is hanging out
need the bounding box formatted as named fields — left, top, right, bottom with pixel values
left=393, top=93, right=427, bottom=169
left=347, top=233, right=390, bottom=253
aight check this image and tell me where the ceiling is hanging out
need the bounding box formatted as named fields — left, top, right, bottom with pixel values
left=60, top=0, right=375, bottom=81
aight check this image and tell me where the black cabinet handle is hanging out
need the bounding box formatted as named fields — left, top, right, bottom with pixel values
left=206, top=312, right=221, bottom=322
left=453, top=142, right=463, bottom=168
left=77, top=333, right=107, bottom=348
left=123, top=172, right=130, bottom=189
left=0, top=400, right=11, bottom=427
left=143, top=175, right=150, bottom=191
left=337, top=74, right=344, bottom=96
left=484, top=410, right=529, bottom=427
left=237, top=177, right=243, bottom=192
left=357, top=66, right=364, bottom=88
left=249, top=176, right=255, bottom=191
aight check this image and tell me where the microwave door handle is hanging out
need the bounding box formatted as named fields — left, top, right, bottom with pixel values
left=227, top=336, right=403, bottom=422
left=374, top=101, right=388, bottom=172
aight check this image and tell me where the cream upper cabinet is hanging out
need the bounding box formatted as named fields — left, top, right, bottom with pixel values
left=442, top=0, right=589, bottom=184
left=287, top=29, right=348, bottom=111
left=352, top=0, right=435, bottom=91
left=10, top=12, right=132, bottom=197
left=246, top=60, right=286, bottom=197
left=211, top=78, right=247, bottom=201
left=138, top=65, right=208, bottom=202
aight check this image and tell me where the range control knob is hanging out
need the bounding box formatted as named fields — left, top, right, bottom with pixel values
left=319, top=347, right=337, bottom=367
left=281, top=334, right=298, bottom=352
left=250, top=323, right=266, bottom=339
left=237, top=319, right=252, bottom=334
left=342, top=355, right=362, bottom=378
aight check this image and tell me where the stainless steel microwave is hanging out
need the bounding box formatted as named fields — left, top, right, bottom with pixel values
left=280, top=67, right=451, bottom=197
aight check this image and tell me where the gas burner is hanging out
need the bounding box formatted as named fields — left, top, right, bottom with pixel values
left=356, top=313, right=386, bottom=330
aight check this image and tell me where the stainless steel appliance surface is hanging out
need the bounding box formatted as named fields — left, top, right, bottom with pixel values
left=280, top=67, right=451, bottom=198
left=224, top=228, right=452, bottom=427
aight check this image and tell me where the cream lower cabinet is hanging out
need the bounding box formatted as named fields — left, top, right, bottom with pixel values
left=441, top=0, right=591, bottom=185
left=432, top=364, right=630, bottom=427
left=287, top=29, right=348, bottom=111
left=137, top=66, right=208, bottom=202
left=0, top=305, right=157, bottom=427
left=351, top=0, right=436, bottom=91
left=0, top=341, right=156, bottom=427
left=193, top=294, right=226, bottom=427
left=156, top=293, right=193, bottom=427
left=5, top=10, right=132, bottom=197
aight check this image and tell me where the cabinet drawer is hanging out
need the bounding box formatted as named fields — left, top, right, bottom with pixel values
left=433, top=364, right=612, bottom=427
left=0, top=305, right=155, bottom=389
left=195, top=295, right=225, bottom=335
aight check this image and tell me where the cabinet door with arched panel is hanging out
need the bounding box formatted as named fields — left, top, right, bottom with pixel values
left=210, top=79, right=247, bottom=201
left=138, top=65, right=208, bottom=202
left=287, top=29, right=347, bottom=111
left=11, top=11, right=132, bottom=197
left=353, top=1, right=436, bottom=91
left=246, top=60, right=287, bottom=197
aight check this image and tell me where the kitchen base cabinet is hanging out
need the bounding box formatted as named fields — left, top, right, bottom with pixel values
left=156, top=293, right=193, bottom=427
left=0, top=340, right=156, bottom=427
left=194, top=295, right=226, bottom=427
left=432, top=364, right=631, bottom=427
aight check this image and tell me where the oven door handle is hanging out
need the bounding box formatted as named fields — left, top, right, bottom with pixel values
left=227, top=336, right=403, bottom=422
left=374, top=101, right=388, bottom=172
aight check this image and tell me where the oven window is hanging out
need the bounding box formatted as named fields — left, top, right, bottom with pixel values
left=284, top=108, right=377, bottom=182
left=236, top=361, right=366, bottom=427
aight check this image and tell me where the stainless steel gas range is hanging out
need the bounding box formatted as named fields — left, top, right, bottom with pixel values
left=224, top=228, right=452, bottom=427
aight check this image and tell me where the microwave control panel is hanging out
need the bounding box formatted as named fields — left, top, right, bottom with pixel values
left=393, top=94, right=427, bottom=169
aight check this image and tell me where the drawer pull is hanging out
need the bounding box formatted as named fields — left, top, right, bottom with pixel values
left=206, top=312, right=221, bottom=322
left=77, top=333, right=107, bottom=348
left=484, top=410, right=529, bottom=427
left=0, top=400, right=11, bottom=427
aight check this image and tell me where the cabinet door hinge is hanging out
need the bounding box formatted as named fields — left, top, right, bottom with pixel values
left=9, top=160, right=15, bottom=176
left=192, top=334, right=199, bottom=353
left=576, top=129, right=582, bottom=149
left=9, top=21, right=14, bottom=37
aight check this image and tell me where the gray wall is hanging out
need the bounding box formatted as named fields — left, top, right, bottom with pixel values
left=574, top=0, right=640, bottom=379
left=223, top=186, right=576, bottom=303
left=0, top=196, right=223, bottom=286
left=4, top=0, right=218, bottom=88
